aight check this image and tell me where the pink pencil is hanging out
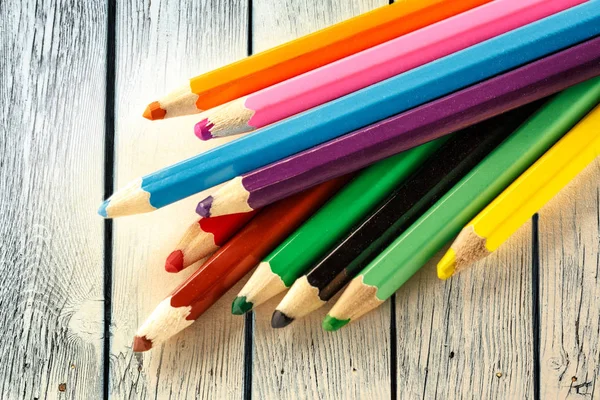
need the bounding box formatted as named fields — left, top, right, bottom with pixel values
left=194, top=0, right=585, bottom=140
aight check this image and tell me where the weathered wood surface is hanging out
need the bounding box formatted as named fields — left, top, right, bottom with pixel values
left=249, top=2, right=393, bottom=399
left=3, top=0, right=600, bottom=399
left=109, top=1, right=249, bottom=398
left=0, top=0, right=106, bottom=399
left=395, top=243, right=535, bottom=399
left=539, top=160, right=600, bottom=399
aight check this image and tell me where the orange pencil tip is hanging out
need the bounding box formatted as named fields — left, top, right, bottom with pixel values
left=143, top=101, right=167, bottom=120
left=132, top=335, right=153, bottom=352
left=165, top=250, right=184, bottom=273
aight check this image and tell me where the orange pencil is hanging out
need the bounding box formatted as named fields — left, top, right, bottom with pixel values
left=143, top=0, right=490, bottom=120
left=133, top=176, right=351, bottom=352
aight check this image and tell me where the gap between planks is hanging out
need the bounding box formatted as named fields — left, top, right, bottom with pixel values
left=103, top=0, right=117, bottom=397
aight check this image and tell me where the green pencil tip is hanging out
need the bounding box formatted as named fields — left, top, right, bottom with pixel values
left=322, top=315, right=350, bottom=331
left=437, top=248, right=457, bottom=280
left=231, top=296, right=253, bottom=315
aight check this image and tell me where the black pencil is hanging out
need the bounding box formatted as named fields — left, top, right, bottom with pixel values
left=271, top=102, right=544, bottom=328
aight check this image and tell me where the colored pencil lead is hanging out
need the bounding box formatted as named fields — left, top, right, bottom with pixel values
left=165, top=250, right=185, bottom=273
left=437, top=250, right=458, bottom=280
left=143, top=101, right=167, bottom=120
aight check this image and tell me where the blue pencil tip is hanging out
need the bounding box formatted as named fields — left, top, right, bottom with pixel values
left=196, top=196, right=213, bottom=217
left=98, top=199, right=110, bottom=218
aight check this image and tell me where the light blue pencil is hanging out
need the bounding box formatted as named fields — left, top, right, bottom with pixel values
left=99, top=1, right=600, bottom=218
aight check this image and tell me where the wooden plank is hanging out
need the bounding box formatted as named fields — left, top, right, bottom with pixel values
left=109, top=1, right=249, bottom=398
left=0, top=0, right=106, bottom=398
left=395, top=243, right=534, bottom=398
left=250, top=2, right=392, bottom=399
left=539, top=160, right=600, bottom=399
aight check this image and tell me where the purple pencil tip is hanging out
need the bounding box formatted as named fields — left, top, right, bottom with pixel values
left=194, top=118, right=214, bottom=140
left=196, top=196, right=213, bottom=217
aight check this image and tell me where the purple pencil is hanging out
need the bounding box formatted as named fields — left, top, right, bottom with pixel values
left=196, top=36, right=600, bottom=218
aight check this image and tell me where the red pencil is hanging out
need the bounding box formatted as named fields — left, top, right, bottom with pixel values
left=133, top=176, right=351, bottom=352
left=165, top=211, right=258, bottom=273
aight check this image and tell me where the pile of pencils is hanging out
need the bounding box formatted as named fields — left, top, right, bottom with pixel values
left=99, top=0, right=600, bottom=353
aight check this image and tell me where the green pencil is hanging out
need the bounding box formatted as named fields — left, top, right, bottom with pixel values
left=323, top=77, right=600, bottom=331
left=230, top=138, right=448, bottom=314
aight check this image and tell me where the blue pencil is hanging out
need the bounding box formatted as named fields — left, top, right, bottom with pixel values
left=99, top=1, right=600, bottom=218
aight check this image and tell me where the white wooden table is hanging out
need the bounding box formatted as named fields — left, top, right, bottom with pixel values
left=2, top=1, right=599, bottom=398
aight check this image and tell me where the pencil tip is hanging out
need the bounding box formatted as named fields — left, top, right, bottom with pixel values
left=231, top=296, right=253, bottom=315
left=98, top=199, right=110, bottom=218
left=437, top=249, right=457, bottom=280
left=271, top=310, right=294, bottom=328
left=132, top=335, right=153, bottom=352
left=165, top=250, right=184, bottom=273
left=322, top=315, right=349, bottom=332
left=196, top=196, right=213, bottom=217
left=194, top=118, right=214, bottom=140
left=143, top=101, right=166, bottom=120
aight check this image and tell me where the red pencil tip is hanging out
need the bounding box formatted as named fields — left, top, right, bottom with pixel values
left=132, top=335, right=153, bottom=352
left=165, top=250, right=184, bottom=273
left=143, top=101, right=167, bottom=120
left=194, top=118, right=214, bottom=140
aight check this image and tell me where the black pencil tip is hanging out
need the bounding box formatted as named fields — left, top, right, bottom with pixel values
left=271, top=310, right=294, bottom=328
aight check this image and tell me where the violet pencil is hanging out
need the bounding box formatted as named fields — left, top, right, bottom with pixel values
left=197, top=36, right=600, bottom=217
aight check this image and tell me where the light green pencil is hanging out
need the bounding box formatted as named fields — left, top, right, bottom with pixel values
left=323, top=77, right=600, bottom=331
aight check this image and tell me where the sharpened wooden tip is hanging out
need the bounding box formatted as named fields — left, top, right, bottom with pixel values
left=132, top=335, right=153, bottom=352
left=143, top=101, right=167, bottom=120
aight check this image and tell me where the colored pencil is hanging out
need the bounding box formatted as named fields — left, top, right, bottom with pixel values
left=100, top=3, right=600, bottom=219
left=132, top=177, right=349, bottom=352
left=165, top=211, right=258, bottom=273
left=197, top=37, right=600, bottom=218
left=142, top=0, right=489, bottom=120
left=230, top=138, right=447, bottom=315
left=439, top=106, right=600, bottom=279
left=196, top=0, right=583, bottom=140
left=271, top=104, right=543, bottom=328
left=322, top=79, right=600, bottom=331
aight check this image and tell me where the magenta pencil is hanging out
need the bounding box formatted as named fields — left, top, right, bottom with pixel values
left=196, top=36, right=600, bottom=217
left=194, top=0, right=585, bottom=140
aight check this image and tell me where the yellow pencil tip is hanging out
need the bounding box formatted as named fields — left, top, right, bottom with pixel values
left=437, top=249, right=457, bottom=280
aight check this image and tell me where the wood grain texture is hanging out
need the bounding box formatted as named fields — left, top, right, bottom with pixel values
left=250, top=2, right=392, bottom=399
left=539, top=160, right=600, bottom=399
left=0, top=0, right=106, bottom=398
left=395, top=240, right=535, bottom=398
left=109, top=1, right=249, bottom=398
left=251, top=0, right=389, bottom=53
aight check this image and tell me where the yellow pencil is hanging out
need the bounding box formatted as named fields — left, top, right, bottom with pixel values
left=438, top=105, right=600, bottom=279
